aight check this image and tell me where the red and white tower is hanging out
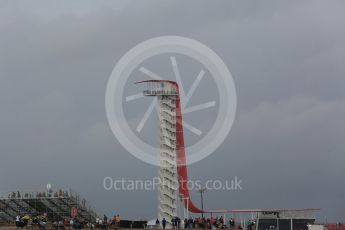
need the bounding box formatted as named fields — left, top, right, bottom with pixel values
left=140, top=80, right=179, bottom=222
left=138, top=80, right=205, bottom=225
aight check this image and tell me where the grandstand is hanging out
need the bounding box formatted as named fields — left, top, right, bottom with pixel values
left=0, top=189, right=99, bottom=223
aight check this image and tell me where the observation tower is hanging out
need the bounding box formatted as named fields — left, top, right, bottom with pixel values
left=137, top=80, right=204, bottom=226
left=140, top=80, right=179, bottom=222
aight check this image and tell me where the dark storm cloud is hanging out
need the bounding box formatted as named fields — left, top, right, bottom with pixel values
left=0, top=0, right=344, bottom=222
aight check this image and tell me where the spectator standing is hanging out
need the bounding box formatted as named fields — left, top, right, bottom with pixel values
left=115, top=214, right=121, bottom=228
left=162, top=218, right=167, bottom=229
left=15, top=215, right=20, bottom=229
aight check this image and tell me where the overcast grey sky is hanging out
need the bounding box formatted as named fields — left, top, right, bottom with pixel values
left=0, top=0, right=345, bottom=222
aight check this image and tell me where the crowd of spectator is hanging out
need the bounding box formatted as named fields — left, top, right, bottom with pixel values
left=153, top=216, right=237, bottom=229
left=14, top=214, right=97, bottom=230
left=15, top=214, right=48, bottom=229
left=95, top=214, right=121, bottom=229
left=182, top=216, right=227, bottom=229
